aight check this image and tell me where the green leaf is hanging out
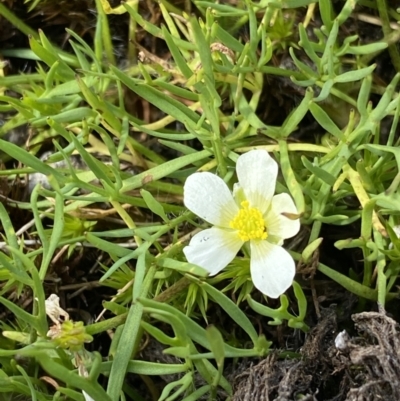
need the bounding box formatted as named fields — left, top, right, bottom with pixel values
left=281, top=87, right=313, bottom=137
left=334, top=64, right=376, bottom=83
left=206, top=325, right=225, bottom=368
left=107, top=265, right=156, bottom=401
left=195, top=2, right=248, bottom=16
left=309, top=102, right=343, bottom=139
left=31, top=107, right=97, bottom=126
left=289, top=47, right=317, bottom=77
left=39, top=191, right=65, bottom=279
left=102, top=301, right=128, bottom=316
left=180, top=386, right=212, bottom=401
left=314, top=79, right=334, bottom=103
left=0, top=251, right=32, bottom=286
left=298, top=23, right=320, bottom=65
left=155, top=79, right=199, bottom=101
left=162, top=26, right=193, bottom=80
left=140, top=189, right=168, bottom=222
left=99, top=359, right=187, bottom=375
left=319, top=0, right=333, bottom=31
left=191, top=278, right=259, bottom=345
left=110, top=66, right=201, bottom=128
left=279, top=140, right=305, bottom=214
left=86, top=233, right=133, bottom=257
left=121, top=149, right=211, bottom=193
left=369, top=73, right=400, bottom=122
left=213, top=24, right=244, bottom=53
left=140, top=321, right=178, bottom=347
left=357, top=75, right=372, bottom=116
left=0, top=297, right=41, bottom=333
left=0, top=202, right=31, bottom=283
left=0, top=139, right=65, bottom=183
left=29, top=33, right=75, bottom=80
left=70, top=134, right=115, bottom=189
left=139, top=297, right=260, bottom=357
left=157, top=258, right=209, bottom=277
left=123, top=2, right=195, bottom=51
left=301, top=238, right=323, bottom=263
left=302, top=156, right=336, bottom=186
left=39, top=356, right=112, bottom=401
left=346, top=42, right=388, bottom=55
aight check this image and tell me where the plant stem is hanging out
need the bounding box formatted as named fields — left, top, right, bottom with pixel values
left=376, top=0, right=400, bottom=72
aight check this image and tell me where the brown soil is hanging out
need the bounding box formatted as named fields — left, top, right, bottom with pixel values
left=232, top=307, right=400, bottom=401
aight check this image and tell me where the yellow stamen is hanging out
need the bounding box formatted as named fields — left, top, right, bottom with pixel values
left=230, top=200, right=267, bottom=242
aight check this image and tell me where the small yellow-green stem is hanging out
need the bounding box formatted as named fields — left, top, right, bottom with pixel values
left=99, top=0, right=138, bottom=14
left=139, top=102, right=201, bottom=131
left=344, top=164, right=387, bottom=236
left=360, top=199, right=375, bottom=287
left=278, top=140, right=305, bottom=214
left=247, top=71, right=263, bottom=113
left=110, top=200, right=142, bottom=246
left=234, top=143, right=330, bottom=154
left=197, top=158, right=218, bottom=172
left=373, top=230, right=387, bottom=306
left=214, top=73, right=258, bottom=92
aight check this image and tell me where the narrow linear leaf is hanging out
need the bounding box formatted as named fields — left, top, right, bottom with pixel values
left=162, top=26, right=193, bottom=79
left=0, top=139, right=65, bottom=183
left=111, top=66, right=201, bottom=127
left=39, top=356, right=112, bottom=401
left=106, top=265, right=156, bottom=401
left=121, top=149, right=211, bottom=192
left=193, top=279, right=259, bottom=344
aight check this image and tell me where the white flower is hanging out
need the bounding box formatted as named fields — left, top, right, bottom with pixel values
left=183, top=149, right=300, bottom=298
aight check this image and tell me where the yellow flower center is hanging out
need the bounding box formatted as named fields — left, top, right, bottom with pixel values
left=230, top=200, right=267, bottom=242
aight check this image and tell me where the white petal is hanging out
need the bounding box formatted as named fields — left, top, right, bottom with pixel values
left=266, top=193, right=300, bottom=240
left=250, top=241, right=295, bottom=298
left=183, top=228, right=243, bottom=275
left=184, top=172, right=238, bottom=226
left=236, top=150, right=278, bottom=213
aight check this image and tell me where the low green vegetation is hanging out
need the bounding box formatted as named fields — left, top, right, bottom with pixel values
left=0, top=0, right=400, bottom=400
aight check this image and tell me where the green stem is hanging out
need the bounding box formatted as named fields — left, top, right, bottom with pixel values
left=291, top=251, right=397, bottom=302
left=86, top=277, right=192, bottom=336
left=233, top=143, right=330, bottom=153
left=278, top=140, right=305, bottom=214
left=308, top=220, right=322, bottom=244
left=376, top=0, right=400, bottom=72
left=374, top=231, right=387, bottom=306
left=0, top=3, right=39, bottom=39
left=95, top=0, right=116, bottom=66
left=213, top=136, right=227, bottom=177
left=86, top=313, right=127, bottom=335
